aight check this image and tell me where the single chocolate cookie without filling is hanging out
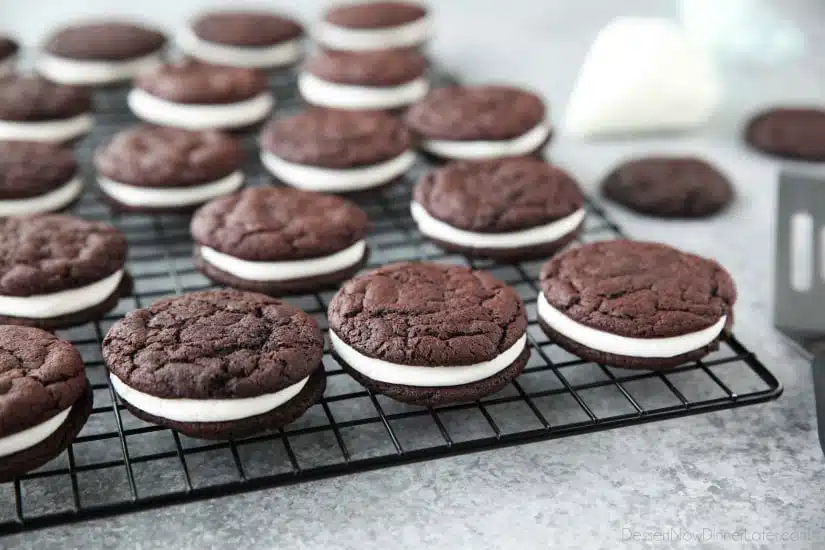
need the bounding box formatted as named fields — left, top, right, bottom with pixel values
left=103, top=290, right=326, bottom=440
left=315, top=1, right=431, bottom=52
left=412, top=158, right=586, bottom=261
left=328, top=261, right=529, bottom=407
left=0, top=326, right=92, bottom=482
left=260, top=108, right=414, bottom=193
left=537, top=240, right=737, bottom=369
left=745, top=107, right=825, bottom=162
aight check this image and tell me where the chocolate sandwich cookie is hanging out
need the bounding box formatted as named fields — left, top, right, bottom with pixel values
left=328, top=262, right=529, bottom=407
left=128, top=61, right=274, bottom=130
left=412, top=158, right=586, bottom=261
left=38, top=20, right=166, bottom=86
left=299, top=49, right=429, bottom=111
left=405, top=85, right=551, bottom=161
left=745, top=107, right=825, bottom=162
left=0, top=214, right=130, bottom=329
left=0, top=37, right=19, bottom=76
left=192, top=187, right=370, bottom=295
left=0, top=326, right=92, bottom=482
left=260, top=108, right=414, bottom=193
left=95, top=125, right=245, bottom=213
left=0, top=141, right=84, bottom=216
left=103, top=290, right=326, bottom=440
left=601, top=156, right=734, bottom=218
left=0, top=75, right=93, bottom=143
left=178, top=10, right=305, bottom=69
left=315, top=1, right=431, bottom=52
left=538, top=240, right=737, bottom=370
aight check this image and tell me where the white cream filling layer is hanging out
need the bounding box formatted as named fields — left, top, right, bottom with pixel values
left=537, top=292, right=727, bottom=358
left=314, top=16, right=431, bottom=51
left=0, top=55, right=17, bottom=76
left=37, top=52, right=164, bottom=86
left=421, top=121, right=551, bottom=160
left=128, top=89, right=274, bottom=130
left=411, top=203, right=585, bottom=250
left=177, top=27, right=303, bottom=69
left=0, top=113, right=93, bottom=143
left=0, top=176, right=83, bottom=217
left=298, top=73, right=429, bottom=110
left=261, top=150, right=414, bottom=192
left=98, top=171, right=244, bottom=207
left=109, top=374, right=310, bottom=422
left=330, top=331, right=527, bottom=387
left=0, top=269, right=124, bottom=319
left=200, top=240, right=366, bottom=282
left=0, top=407, right=71, bottom=458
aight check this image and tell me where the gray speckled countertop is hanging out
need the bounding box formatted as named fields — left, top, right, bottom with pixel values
left=4, top=0, right=825, bottom=548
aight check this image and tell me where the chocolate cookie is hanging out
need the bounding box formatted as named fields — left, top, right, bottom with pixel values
left=0, top=141, right=83, bottom=216
left=538, top=240, right=737, bottom=369
left=128, top=61, right=274, bottom=130
left=179, top=11, right=304, bottom=69
left=103, top=290, right=326, bottom=440
left=0, top=214, right=130, bottom=330
left=601, top=156, right=734, bottom=218
left=412, top=158, right=586, bottom=261
left=328, top=262, right=529, bottom=406
left=299, top=49, right=429, bottom=110
left=260, top=108, right=414, bottom=193
left=317, top=1, right=431, bottom=52
left=0, top=76, right=93, bottom=143
left=0, top=326, right=92, bottom=482
left=405, top=85, right=551, bottom=160
left=745, top=107, right=825, bottom=162
left=95, top=125, right=245, bottom=213
left=38, top=21, right=166, bottom=86
left=192, top=187, right=370, bottom=295
left=0, top=37, right=18, bottom=75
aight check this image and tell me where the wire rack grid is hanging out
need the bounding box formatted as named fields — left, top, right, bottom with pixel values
left=0, top=69, right=782, bottom=535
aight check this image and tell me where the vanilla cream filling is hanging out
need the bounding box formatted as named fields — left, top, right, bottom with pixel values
left=177, top=27, right=303, bottom=69
left=109, top=374, right=310, bottom=422
left=421, top=121, right=551, bottom=160
left=261, top=150, right=414, bottom=192
left=314, top=16, right=431, bottom=51
left=97, top=171, right=244, bottom=207
left=128, top=89, right=274, bottom=130
left=0, top=113, right=93, bottom=143
left=37, top=52, right=164, bottom=85
left=200, top=240, right=366, bottom=282
left=537, top=292, right=727, bottom=358
left=411, top=203, right=585, bottom=249
left=298, top=73, right=429, bottom=110
left=330, top=331, right=527, bottom=387
left=0, top=269, right=124, bottom=319
left=0, top=177, right=83, bottom=216
left=0, top=407, right=71, bottom=458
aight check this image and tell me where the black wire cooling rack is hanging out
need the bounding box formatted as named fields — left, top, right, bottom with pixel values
left=0, top=69, right=782, bottom=535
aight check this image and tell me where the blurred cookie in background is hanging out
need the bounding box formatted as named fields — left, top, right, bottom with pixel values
left=315, top=1, right=431, bottom=52
left=745, top=107, right=825, bottom=162
left=0, top=141, right=83, bottom=216
left=0, top=36, right=19, bottom=76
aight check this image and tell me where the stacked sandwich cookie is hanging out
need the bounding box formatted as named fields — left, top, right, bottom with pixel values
left=328, top=262, right=529, bottom=407
left=103, top=290, right=326, bottom=440
left=537, top=241, right=737, bottom=369
left=0, top=76, right=93, bottom=143
left=315, top=1, right=431, bottom=52
left=0, top=326, right=92, bottom=482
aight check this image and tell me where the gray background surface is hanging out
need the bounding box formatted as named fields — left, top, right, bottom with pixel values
left=3, top=0, right=825, bottom=548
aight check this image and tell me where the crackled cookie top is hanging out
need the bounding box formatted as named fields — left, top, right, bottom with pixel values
left=135, top=61, right=268, bottom=104
left=745, top=107, right=825, bottom=162
left=328, top=262, right=527, bottom=366
left=414, top=158, right=585, bottom=232
left=193, top=11, right=304, bottom=46
left=406, top=85, right=546, bottom=141
left=305, top=50, right=427, bottom=86
left=103, top=290, right=323, bottom=399
left=0, top=76, right=91, bottom=122
left=44, top=21, right=166, bottom=60
left=192, top=187, right=370, bottom=261
left=0, top=215, right=127, bottom=297
left=95, top=125, right=243, bottom=187
left=539, top=241, right=736, bottom=338
left=0, top=325, right=86, bottom=437
left=324, top=1, right=427, bottom=29
left=601, top=156, right=733, bottom=218
left=261, top=108, right=411, bottom=168
left=0, top=141, right=77, bottom=200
